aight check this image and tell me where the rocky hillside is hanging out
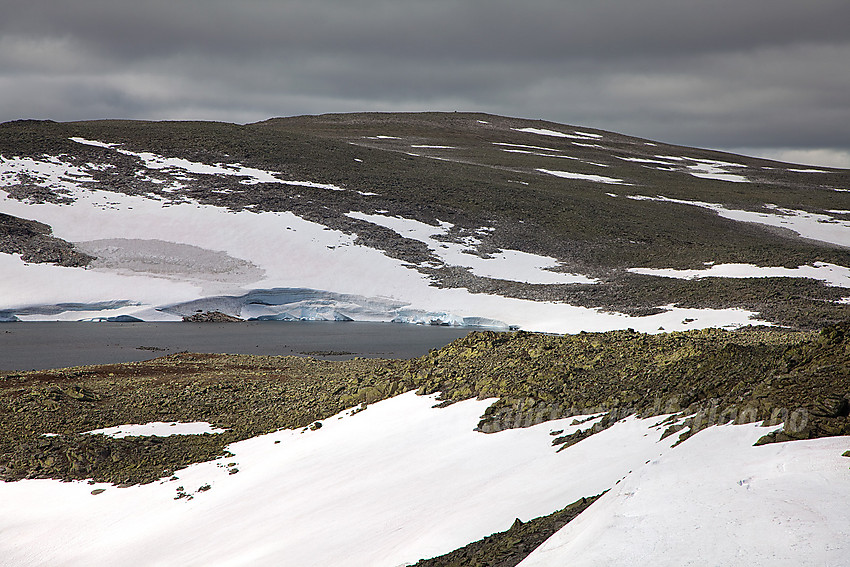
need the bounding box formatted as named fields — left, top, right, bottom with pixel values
left=1, top=113, right=849, bottom=328
left=2, top=324, right=847, bottom=486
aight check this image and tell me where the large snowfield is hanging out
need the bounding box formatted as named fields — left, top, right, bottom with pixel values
left=2, top=130, right=850, bottom=565
left=1, top=393, right=848, bottom=566
left=6, top=136, right=850, bottom=331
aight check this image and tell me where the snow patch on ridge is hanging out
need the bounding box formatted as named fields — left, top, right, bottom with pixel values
left=629, top=262, right=850, bottom=288
left=0, top=155, right=100, bottom=195
left=537, top=169, right=625, bottom=185
left=514, top=127, right=602, bottom=140
left=70, top=137, right=347, bottom=191
left=660, top=156, right=750, bottom=182
left=85, top=422, right=227, bottom=438
left=628, top=195, right=850, bottom=248
left=346, top=211, right=598, bottom=285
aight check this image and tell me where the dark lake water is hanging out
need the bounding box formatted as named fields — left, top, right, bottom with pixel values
left=0, top=321, right=479, bottom=372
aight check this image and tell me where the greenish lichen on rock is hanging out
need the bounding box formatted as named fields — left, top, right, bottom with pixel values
left=402, top=324, right=850, bottom=446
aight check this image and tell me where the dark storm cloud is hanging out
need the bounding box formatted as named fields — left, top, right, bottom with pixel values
left=1, top=0, right=849, bottom=164
left=5, top=1, right=847, bottom=59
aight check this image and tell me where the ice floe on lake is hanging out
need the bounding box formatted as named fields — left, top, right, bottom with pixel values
left=159, top=287, right=510, bottom=328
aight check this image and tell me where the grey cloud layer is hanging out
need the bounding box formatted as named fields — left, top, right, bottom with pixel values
left=1, top=0, right=849, bottom=158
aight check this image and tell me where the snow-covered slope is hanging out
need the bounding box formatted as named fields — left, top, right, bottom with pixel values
left=3, top=114, right=848, bottom=330
left=1, top=392, right=847, bottom=566
left=519, top=427, right=850, bottom=567
left=0, top=176, right=757, bottom=331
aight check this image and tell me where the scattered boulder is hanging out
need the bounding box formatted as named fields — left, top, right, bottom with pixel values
left=182, top=311, right=242, bottom=323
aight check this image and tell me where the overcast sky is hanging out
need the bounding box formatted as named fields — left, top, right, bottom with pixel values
left=2, top=0, right=849, bottom=166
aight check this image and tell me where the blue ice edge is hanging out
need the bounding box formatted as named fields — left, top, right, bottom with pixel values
left=0, top=288, right=513, bottom=329
left=0, top=301, right=142, bottom=322
left=161, top=288, right=511, bottom=328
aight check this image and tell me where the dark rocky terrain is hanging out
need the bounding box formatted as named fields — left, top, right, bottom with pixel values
left=0, top=212, right=92, bottom=267
left=182, top=311, right=243, bottom=322
left=413, top=495, right=601, bottom=567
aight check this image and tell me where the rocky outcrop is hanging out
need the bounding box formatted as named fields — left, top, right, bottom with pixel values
left=182, top=311, right=243, bottom=322
left=0, top=212, right=93, bottom=267
left=413, top=495, right=600, bottom=567
left=404, top=324, right=850, bottom=446
left=0, top=352, right=409, bottom=484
